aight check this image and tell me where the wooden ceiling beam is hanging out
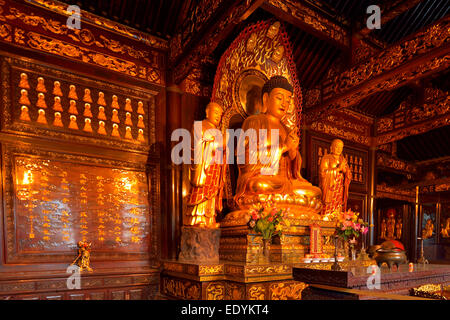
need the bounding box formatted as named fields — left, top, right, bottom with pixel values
left=261, top=0, right=350, bottom=51
left=170, top=0, right=265, bottom=84
left=303, top=15, right=450, bottom=124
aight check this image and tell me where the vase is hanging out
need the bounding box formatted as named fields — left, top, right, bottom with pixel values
left=260, top=238, right=271, bottom=263
left=351, top=246, right=357, bottom=261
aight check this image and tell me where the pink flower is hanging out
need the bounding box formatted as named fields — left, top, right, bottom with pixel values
left=361, top=226, right=368, bottom=234
left=354, top=223, right=361, bottom=230
left=341, top=226, right=346, bottom=231
left=343, top=220, right=352, bottom=227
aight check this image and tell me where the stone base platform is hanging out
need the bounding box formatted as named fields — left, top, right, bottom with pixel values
left=160, top=260, right=307, bottom=300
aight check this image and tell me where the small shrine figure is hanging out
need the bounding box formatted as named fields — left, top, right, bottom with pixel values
left=69, top=100, right=78, bottom=114
left=396, top=218, right=403, bottom=240
left=137, top=114, right=145, bottom=128
left=71, top=241, right=93, bottom=272
left=97, top=92, right=106, bottom=106
left=125, top=98, right=133, bottom=112
left=83, top=103, right=93, bottom=117
left=380, top=218, right=387, bottom=240
left=124, top=126, right=133, bottom=139
left=19, top=105, right=31, bottom=121
left=68, top=85, right=78, bottom=100
left=69, top=115, right=78, bottom=129
left=111, top=123, right=120, bottom=137
left=137, top=128, right=145, bottom=142
left=36, top=77, right=47, bottom=93
left=97, top=106, right=107, bottom=120
left=319, top=139, right=352, bottom=219
left=111, top=95, right=119, bottom=109
left=53, top=81, right=63, bottom=96
left=125, top=112, right=133, bottom=126
left=37, top=109, right=47, bottom=124
left=83, top=118, right=93, bottom=132
left=137, top=101, right=145, bottom=114
left=386, top=209, right=396, bottom=239
left=19, top=89, right=31, bottom=105
left=441, top=218, right=450, bottom=238
left=422, top=218, right=434, bottom=239
left=111, top=109, right=120, bottom=123
left=83, top=88, right=93, bottom=103
left=53, top=96, right=63, bottom=111
left=36, top=93, right=47, bottom=108
left=97, top=121, right=107, bottom=135
left=185, top=102, right=225, bottom=228
left=19, top=73, right=30, bottom=89
left=53, top=112, right=63, bottom=127
left=266, top=21, right=280, bottom=39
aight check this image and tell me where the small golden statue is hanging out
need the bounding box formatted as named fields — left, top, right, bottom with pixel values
left=53, top=96, right=63, bottom=111
left=125, top=98, right=133, bottom=112
left=441, top=218, right=450, bottom=238
left=71, top=241, right=93, bottom=272
left=98, top=106, right=107, bottom=120
left=125, top=112, right=133, bottom=126
left=137, top=128, right=145, bottom=142
left=68, top=85, right=78, bottom=100
left=20, top=105, right=31, bottom=121
left=386, top=209, right=396, bottom=239
left=69, top=115, right=78, bottom=130
left=97, top=92, right=106, bottom=106
left=137, top=101, right=145, bottom=114
left=98, top=120, right=107, bottom=135
left=125, top=126, right=133, bottom=139
left=137, top=114, right=145, bottom=128
left=37, top=109, right=47, bottom=124
left=111, top=95, right=120, bottom=109
left=19, top=73, right=30, bottom=89
left=19, top=89, right=31, bottom=105
left=69, top=100, right=78, bottom=114
left=83, top=103, right=93, bottom=117
left=36, top=77, right=47, bottom=93
left=83, top=88, right=93, bottom=103
left=36, top=92, right=47, bottom=109
left=83, top=118, right=93, bottom=132
left=396, top=218, right=403, bottom=240
left=112, top=109, right=120, bottom=123
left=53, top=81, right=63, bottom=96
left=319, top=139, right=351, bottom=219
left=53, top=112, right=63, bottom=127
left=185, top=102, right=225, bottom=228
left=111, top=123, right=120, bottom=137
left=422, top=218, right=434, bottom=239
left=380, top=218, right=387, bottom=240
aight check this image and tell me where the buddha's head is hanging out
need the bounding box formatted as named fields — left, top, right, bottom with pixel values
left=262, top=75, right=293, bottom=119
left=330, top=139, right=344, bottom=155
left=205, top=102, right=223, bottom=127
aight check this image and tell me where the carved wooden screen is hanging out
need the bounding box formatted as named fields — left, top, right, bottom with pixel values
left=1, top=55, right=159, bottom=265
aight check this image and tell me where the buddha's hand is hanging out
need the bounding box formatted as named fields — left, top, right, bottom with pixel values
left=285, top=129, right=299, bottom=152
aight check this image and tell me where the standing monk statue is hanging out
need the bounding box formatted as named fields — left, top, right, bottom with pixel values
left=319, top=139, right=351, bottom=219
left=185, top=102, right=225, bottom=228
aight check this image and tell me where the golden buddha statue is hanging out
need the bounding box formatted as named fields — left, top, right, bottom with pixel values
left=422, top=218, right=434, bottom=239
left=380, top=218, right=387, bottom=240
left=441, top=218, right=450, bottom=238
left=234, top=76, right=322, bottom=219
left=319, top=139, right=351, bottom=219
left=185, top=102, right=226, bottom=228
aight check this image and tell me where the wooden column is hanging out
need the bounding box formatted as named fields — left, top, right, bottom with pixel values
left=368, top=147, right=377, bottom=246
left=164, top=85, right=184, bottom=259
left=413, top=186, right=420, bottom=262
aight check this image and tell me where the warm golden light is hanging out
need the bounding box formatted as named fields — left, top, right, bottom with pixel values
left=23, top=170, right=32, bottom=185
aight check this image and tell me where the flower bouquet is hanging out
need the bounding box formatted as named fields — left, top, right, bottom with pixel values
left=247, top=204, right=289, bottom=260
left=335, top=209, right=369, bottom=260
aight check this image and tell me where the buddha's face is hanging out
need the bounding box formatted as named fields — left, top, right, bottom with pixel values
left=263, top=87, right=292, bottom=119
left=271, top=45, right=284, bottom=63
left=54, top=81, right=60, bottom=87
left=267, top=22, right=280, bottom=39
left=205, top=103, right=223, bottom=127
left=330, top=140, right=343, bottom=155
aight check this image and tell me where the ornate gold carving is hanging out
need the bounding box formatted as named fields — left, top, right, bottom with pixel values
left=226, top=283, right=245, bottom=300
left=248, top=284, right=266, bottom=300
left=199, top=265, right=224, bottom=275
left=162, top=277, right=201, bottom=300
left=264, top=0, right=349, bottom=47
left=269, top=282, right=307, bottom=300
left=376, top=153, right=417, bottom=174
left=310, top=121, right=370, bottom=146
left=376, top=183, right=415, bottom=202
left=206, top=283, right=225, bottom=300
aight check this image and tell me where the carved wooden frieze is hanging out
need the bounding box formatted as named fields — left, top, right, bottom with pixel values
left=1, top=56, right=156, bottom=152
left=2, top=143, right=159, bottom=264
left=0, top=0, right=164, bottom=85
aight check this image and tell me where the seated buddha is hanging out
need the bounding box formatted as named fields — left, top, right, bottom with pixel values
left=233, top=76, right=322, bottom=219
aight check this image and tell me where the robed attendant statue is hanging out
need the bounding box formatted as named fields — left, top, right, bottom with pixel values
left=319, top=139, right=351, bottom=218
left=184, top=102, right=225, bottom=228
